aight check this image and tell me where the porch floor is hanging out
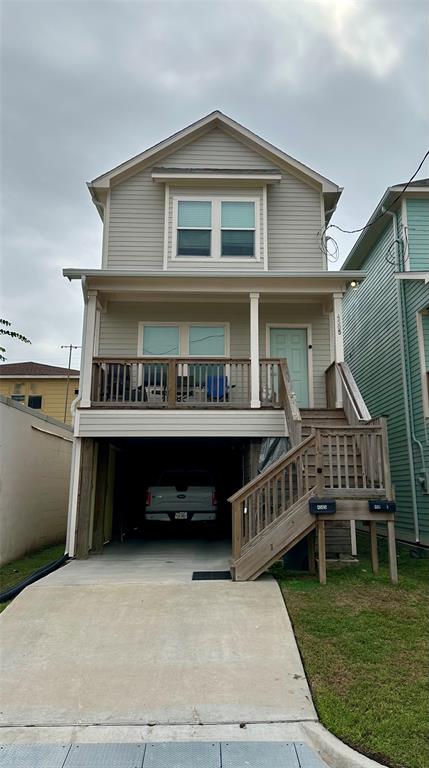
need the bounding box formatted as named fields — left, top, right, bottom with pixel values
left=43, top=538, right=232, bottom=585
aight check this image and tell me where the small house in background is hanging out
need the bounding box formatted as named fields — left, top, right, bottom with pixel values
left=0, top=362, right=80, bottom=425
left=342, top=179, right=429, bottom=546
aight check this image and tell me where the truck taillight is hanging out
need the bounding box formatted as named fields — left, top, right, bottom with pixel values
left=146, top=490, right=152, bottom=506
left=212, top=490, right=217, bottom=506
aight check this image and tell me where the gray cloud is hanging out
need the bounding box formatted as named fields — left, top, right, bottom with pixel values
left=1, top=0, right=428, bottom=367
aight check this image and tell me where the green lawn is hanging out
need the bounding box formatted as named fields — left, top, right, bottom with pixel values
left=0, top=543, right=65, bottom=613
left=273, top=534, right=429, bottom=768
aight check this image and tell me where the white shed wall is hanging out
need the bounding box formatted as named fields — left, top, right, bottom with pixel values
left=0, top=397, right=72, bottom=565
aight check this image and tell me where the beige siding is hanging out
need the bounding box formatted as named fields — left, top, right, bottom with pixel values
left=78, top=409, right=286, bottom=438
left=163, top=127, right=276, bottom=169
left=167, top=186, right=265, bottom=272
left=98, top=300, right=329, bottom=407
left=0, top=378, right=79, bottom=425
left=108, top=168, right=165, bottom=271
left=267, top=176, right=323, bottom=271
left=106, top=126, right=325, bottom=272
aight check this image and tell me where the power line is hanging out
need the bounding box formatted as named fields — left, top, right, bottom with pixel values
left=326, top=148, right=429, bottom=237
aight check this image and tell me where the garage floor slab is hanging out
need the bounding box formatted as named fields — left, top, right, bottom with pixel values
left=0, top=575, right=316, bottom=727
left=41, top=539, right=232, bottom=585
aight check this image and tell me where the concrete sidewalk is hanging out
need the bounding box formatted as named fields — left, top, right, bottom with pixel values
left=0, top=575, right=316, bottom=728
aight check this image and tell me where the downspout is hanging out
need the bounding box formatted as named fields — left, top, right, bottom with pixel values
left=383, top=208, right=420, bottom=541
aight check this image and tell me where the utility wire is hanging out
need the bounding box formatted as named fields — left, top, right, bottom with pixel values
left=326, top=148, right=429, bottom=237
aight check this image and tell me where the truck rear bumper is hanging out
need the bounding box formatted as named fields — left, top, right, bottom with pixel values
left=145, top=512, right=217, bottom=522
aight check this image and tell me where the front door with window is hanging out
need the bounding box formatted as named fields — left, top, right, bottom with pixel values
left=270, top=327, right=309, bottom=407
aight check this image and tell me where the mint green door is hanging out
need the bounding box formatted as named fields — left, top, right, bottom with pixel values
left=270, top=327, right=309, bottom=407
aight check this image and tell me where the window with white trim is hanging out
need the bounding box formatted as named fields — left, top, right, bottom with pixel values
left=177, top=201, right=212, bottom=258
left=139, top=323, right=228, bottom=357
left=173, top=197, right=259, bottom=260
left=221, top=201, right=255, bottom=257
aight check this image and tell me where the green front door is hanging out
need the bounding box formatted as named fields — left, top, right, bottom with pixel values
left=270, top=327, right=309, bottom=407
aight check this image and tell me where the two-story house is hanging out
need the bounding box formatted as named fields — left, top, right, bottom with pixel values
left=64, top=111, right=397, bottom=582
left=343, top=179, right=429, bottom=547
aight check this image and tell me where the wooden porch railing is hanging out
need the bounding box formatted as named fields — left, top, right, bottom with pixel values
left=230, top=421, right=392, bottom=568
left=230, top=434, right=317, bottom=561
left=91, top=357, right=283, bottom=409
left=278, top=361, right=302, bottom=445
left=326, top=361, right=372, bottom=422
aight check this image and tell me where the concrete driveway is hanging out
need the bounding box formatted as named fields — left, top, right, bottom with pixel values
left=0, top=541, right=316, bottom=728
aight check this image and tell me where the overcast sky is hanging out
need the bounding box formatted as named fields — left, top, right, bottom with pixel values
left=1, top=0, right=428, bottom=369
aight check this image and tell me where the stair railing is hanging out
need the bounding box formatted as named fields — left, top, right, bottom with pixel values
left=278, top=360, right=302, bottom=445
left=229, top=433, right=316, bottom=562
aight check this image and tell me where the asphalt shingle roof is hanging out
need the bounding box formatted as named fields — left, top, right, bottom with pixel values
left=0, top=361, right=80, bottom=376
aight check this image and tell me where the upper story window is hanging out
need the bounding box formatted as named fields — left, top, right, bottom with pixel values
left=221, top=201, right=255, bottom=257
left=177, top=201, right=212, bottom=258
left=174, top=196, right=259, bottom=261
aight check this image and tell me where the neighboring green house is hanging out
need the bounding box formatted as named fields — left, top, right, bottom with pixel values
left=342, top=179, right=429, bottom=546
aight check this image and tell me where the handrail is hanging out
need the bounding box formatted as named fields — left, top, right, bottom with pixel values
left=338, top=362, right=372, bottom=421
left=325, top=361, right=372, bottom=422
left=228, top=433, right=315, bottom=504
left=278, top=360, right=302, bottom=445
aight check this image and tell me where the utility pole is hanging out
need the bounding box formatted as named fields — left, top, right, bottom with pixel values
left=61, top=344, right=81, bottom=423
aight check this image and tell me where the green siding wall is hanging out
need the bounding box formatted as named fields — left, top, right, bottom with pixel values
left=402, top=279, right=429, bottom=543
left=406, top=198, right=429, bottom=271
left=344, top=215, right=417, bottom=543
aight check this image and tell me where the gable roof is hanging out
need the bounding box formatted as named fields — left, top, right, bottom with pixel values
left=0, top=362, right=80, bottom=377
left=88, top=111, right=341, bottom=217
left=342, top=178, right=429, bottom=270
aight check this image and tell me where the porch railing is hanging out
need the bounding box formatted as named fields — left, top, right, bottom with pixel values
left=91, top=357, right=283, bottom=409
left=326, top=361, right=372, bottom=422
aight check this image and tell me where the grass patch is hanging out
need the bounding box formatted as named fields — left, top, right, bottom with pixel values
left=274, top=534, right=429, bottom=768
left=0, top=543, right=65, bottom=612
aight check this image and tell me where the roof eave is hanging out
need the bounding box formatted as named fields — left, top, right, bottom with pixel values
left=88, top=111, right=341, bottom=195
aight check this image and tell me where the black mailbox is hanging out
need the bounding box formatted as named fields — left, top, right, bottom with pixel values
left=309, top=498, right=336, bottom=515
left=369, top=500, right=396, bottom=513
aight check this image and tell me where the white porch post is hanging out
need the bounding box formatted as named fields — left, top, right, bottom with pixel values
left=250, top=292, right=260, bottom=408
left=80, top=290, right=98, bottom=408
left=333, top=292, right=344, bottom=408
left=66, top=436, right=82, bottom=557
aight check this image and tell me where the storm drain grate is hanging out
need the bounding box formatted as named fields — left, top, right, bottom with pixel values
left=192, top=571, right=232, bottom=581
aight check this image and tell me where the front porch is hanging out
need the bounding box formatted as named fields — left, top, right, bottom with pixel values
left=90, top=357, right=286, bottom=409
left=69, top=271, right=356, bottom=420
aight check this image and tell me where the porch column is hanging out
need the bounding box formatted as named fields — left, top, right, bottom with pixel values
left=333, top=292, right=344, bottom=408
left=250, top=292, right=260, bottom=408
left=80, top=290, right=98, bottom=408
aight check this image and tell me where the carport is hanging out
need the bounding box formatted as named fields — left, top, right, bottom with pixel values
left=72, top=436, right=260, bottom=563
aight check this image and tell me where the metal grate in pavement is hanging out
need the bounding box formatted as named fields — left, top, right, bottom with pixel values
left=192, top=571, right=232, bottom=580
left=65, top=743, right=145, bottom=767
left=295, top=742, right=328, bottom=768
left=0, top=741, right=328, bottom=767
left=144, top=741, right=220, bottom=767
left=221, top=741, right=299, bottom=768
left=0, top=744, right=71, bottom=768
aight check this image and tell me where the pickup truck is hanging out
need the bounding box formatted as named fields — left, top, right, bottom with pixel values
left=145, top=469, right=218, bottom=523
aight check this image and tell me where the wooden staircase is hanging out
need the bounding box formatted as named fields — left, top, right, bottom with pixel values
left=229, top=362, right=395, bottom=582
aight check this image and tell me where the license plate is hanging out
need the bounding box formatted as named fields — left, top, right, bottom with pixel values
left=175, top=512, right=187, bottom=520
